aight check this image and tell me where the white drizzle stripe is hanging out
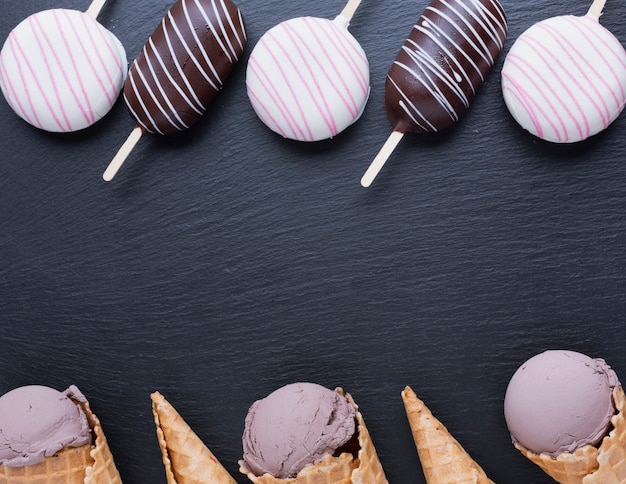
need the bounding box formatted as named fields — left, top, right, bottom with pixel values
left=147, top=37, right=203, bottom=115
left=418, top=19, right=480, bottom=90
left=238, top=9, right=247, bottom=42
left=397, top=51, right=460, bottom=122
left=445, top=0, right=501, bottom=57
left=194, top=0, right=231, bottom=63
left=475, top=0, right=507, bottom=44
left=428, top=5, right=492, bottom=68
left=140, top=47, right=188, bottom=130
left=389, top=76, right=434, bottom=131
left=222, top=0, right=245, bottom=50
left=210, top=0, right=237, bottom=61
left=405, top=38, right=469, bottom=110
left=123, top=91, right=151, bottom=132
left=160, top=18, right=207, bottom=111
left=167, top=12, right=219, bottom=91
left=186, top=0, right=223, bottom=86
left=128, top=69, right=165, bottom=134
left=389, top=0, right=506, bottom=132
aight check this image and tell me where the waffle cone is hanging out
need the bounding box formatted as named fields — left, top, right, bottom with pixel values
left=239, top=388, right=387, bottom=484
left=516, top=385, right=626, bottom=484
left=0, top=394, right=122, bottom=483
left=401, top=386, right=494, bottom=484
left=151, top=392, right=236, bottom=484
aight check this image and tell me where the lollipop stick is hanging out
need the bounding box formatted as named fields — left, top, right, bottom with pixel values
left=340, top=0, right=363, bottom=22
left=103, top=126, right=143, bottom=181
left=86, top=0, right=107, bottom=19
left=587, top=0, right=606, bottom=19
left=361, top=130, right=405, bottom=188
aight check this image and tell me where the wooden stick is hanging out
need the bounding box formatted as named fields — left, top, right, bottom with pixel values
left=587, top=0, right=606, bottom=19
left=361, top=130, right=404, bottom=188
left=103, top=126, right=143, bottom=181
left=86, top=0, right=107, bottom=19
left=340, top=0, right=363, bottom=22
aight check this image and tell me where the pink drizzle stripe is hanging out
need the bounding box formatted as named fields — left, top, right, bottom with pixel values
left=576, top=16, right=626, bottom=105
left=248, top=40, right=311, bottom=140
left=539, top=21, right=609, bottom=127
left=304, top=18, right=359, bottom=117
left=505, top=53, right=570, bottom=140
left=30, top=14, right=74, bottom=130
left=0, top=48, right=39, bottom=126
left=321, top=19, right=369, bottom=94
left=502, top=63, right=565, bottom=141
left=265, top=27, right=330, bottom=138
left=10, top=25, right=66, bottom=130
left=78, top=13, right=119, bottom=108
left=318, top=19, right=368, bottom=95
left=279, top=23, right=337, bottom=136
left=247, top=82, right=291, bottom=138
left=52, top=10, right=94, bottom=123
left=502, top=78, right=546, bottom=139
left=519, top=33, right=589, bottom=140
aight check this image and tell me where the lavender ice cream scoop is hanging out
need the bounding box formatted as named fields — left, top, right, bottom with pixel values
left=0, top=385, right=92, bottom=467
left=240, top=382, right=357, bottom=478
left=504, top=350, right=619, bottom=456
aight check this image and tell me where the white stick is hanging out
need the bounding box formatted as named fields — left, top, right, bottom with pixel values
left=340, top=0, right=363, bottom=22
left=103, top=126, right=143, bottom=181
left=587, top=0, right=606, bottom=19
left=86, top=0, right=107, bottom=19
left=361, top=130, right=405, bottom=188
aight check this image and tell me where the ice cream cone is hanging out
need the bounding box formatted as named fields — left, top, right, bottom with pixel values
left=151, top=391, right=237, bottom=484
left=0, top=395, right=122, bottom=484
left=401, top=386, right=494, bottom=484
left=239, top=389, right=387, bottom=484
left=515, top=385, right=626, bottom=484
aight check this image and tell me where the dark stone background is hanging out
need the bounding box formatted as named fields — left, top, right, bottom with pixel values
left=1, top=0, right=624, bottom=482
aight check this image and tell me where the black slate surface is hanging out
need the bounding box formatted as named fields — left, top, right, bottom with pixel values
left=1, top=0, right=625, bottom=482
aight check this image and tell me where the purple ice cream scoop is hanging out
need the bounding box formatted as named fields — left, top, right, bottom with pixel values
left=504, top=350, right=620, bottom=456
left=240, top=382, right=357, bottom=478
left=0, top=385, right=92, bottom=467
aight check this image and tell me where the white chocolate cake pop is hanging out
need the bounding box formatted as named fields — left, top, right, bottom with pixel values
left=0, top=2, right=127, bottom=133
left=501, top=0, right=626, bottom=143
left=245, top=0, right=370, bottom=142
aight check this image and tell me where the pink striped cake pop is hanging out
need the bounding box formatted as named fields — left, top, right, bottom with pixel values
left=245, top=0, right=369, bottom=142
left=501, top=0, right=626, bottom=143
left=0, top=1, right=127, bottom=133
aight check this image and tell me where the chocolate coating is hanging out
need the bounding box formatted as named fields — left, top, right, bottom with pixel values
left=385, top=0, right=507, bottom=133
left=124, top=0, right=246, bottom=135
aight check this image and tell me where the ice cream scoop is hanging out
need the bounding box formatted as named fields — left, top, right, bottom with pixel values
left=361, top=0, right=507, bottom=187
left=103, top=0, right=247, bottom=181
left=504, top=350, right=619, bottom=457
left=245, top=0, right=369, bottom=142
left=501, top=0, right=626, bottom=143
left=0, top=385, right=91, bottom=467
left=0, top=1, right=127, bottom=132
left=240, top=382, right=356, bottom=478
